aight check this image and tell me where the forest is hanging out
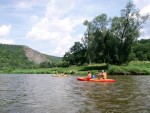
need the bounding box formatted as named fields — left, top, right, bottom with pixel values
left=0, top=44, right=35, bottom=69
left=63, top=2, right=150, bottom=66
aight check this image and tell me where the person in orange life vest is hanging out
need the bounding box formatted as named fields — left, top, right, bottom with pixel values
left=87, top=71, right=92, bottom=80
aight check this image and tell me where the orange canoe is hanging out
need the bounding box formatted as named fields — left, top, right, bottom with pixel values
left=77, top=77, right=116, bottom=82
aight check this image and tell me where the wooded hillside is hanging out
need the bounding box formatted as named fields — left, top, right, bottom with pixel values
left=0, top=44, right=62, bottom=69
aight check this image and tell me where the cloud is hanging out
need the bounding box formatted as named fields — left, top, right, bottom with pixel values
left=17, top=1, right=32, bottom=9
left=15, top=0, right=46, bottom=9
left=133, top=0, right=150, bottom=15
left=133, top=0, right=150, bottom=40
left=26, top=0, right=85, bottom=56
left=30, top=15, right=38, bottom=21
left=0, top=39, right=15, bottom=44
left=0, top=25, right=15, bottom=44
left=0, top=25, right=11, bottom=37
left=45, top=0, right=75, bottom=18
left=140, top=4, right=150, bottom=15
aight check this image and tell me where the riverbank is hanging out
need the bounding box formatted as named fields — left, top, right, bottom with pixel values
left=0, top=61, right=150, bottom=75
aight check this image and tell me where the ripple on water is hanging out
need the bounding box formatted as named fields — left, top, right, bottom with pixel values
left=0, top=74, right=150, bottom=113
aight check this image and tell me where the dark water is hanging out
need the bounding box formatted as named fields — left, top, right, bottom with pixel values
left=0, top=74, right=150, bottom=113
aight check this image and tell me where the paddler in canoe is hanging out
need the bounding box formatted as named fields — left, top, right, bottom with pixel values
left=63, top=72, right=68, bottom=77
left=86, top=71, right=92, bottom=80
left=77, top=70, right=116, bottom=82
left=97, top=70, right=107, bottom=79
left=52, top=72, right=68, bottom=77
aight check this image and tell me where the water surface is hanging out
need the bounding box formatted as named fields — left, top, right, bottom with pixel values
left=0, top=74, right=150, bottom=113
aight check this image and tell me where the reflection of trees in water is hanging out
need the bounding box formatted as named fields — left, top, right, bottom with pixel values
left=77, top=82, right=116, bottom=112
left=77, top=75, right=150, bottom=112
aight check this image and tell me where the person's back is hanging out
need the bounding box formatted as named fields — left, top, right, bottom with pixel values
left=87, top=71, right=92, bottom=80
left=99, top=70, right=107, bottom=79
left=102, top=71, right=107, bottom=79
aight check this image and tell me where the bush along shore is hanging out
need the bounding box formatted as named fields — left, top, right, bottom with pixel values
left=0, top=61, right=150, bottom=75
left=108, top=61, right=150, bottom=75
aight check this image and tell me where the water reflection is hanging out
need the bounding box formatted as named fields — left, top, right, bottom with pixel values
left=0, top=74, right=150, bottom=113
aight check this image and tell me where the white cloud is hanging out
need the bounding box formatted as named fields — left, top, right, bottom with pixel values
left=133, top=0, right=150, bottom=15
left=26, top=0, right=85, bottom=56
left=0, top=39, right=15, bottom=44
left=0, top=25, right=11, bottom=37
left=17, top=2, right=31, bottom=9
left=49, top=46, right=68, bottom=57
left=15, top=0, right=45, bottom=9
left=133, top=0, right=150, bottom=40
left=140, top=4, right=150, bottom=15
left=0, top=25, right=15, bottom=44
left=45, top=0, right=75, bottom=18
left=133, top=0, right=150, bottom=8
left=31, top=15, right=38, bottom=21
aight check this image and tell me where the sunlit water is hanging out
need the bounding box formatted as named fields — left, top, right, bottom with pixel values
left=0, top=74, right=150, bottom=113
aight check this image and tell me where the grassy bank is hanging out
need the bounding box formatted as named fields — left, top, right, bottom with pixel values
left=0, top=61, right=150, bottom=75
left=0, top=63, right=107, bottom=75
left=108, top=61, right=150, bottom=75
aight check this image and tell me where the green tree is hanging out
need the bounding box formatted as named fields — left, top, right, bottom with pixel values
left=135, top=51, right=144, bottom=60
left=83, top=20, right=95, bottom=64
left=63, top=42, right=86, bottom=65
left=131, top=39, right=150, bottom=61
left=63, top=2, right=150, bottom=66
left=110, top=2, right=149, bottom=64
left=83, top=14, right=110, bottom=63
left=63, top=52, right=74, bottom=65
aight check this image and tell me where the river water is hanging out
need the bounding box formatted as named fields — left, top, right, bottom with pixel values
left=0, top=74, right=150, bottom=113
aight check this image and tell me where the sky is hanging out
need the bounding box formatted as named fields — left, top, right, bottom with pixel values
left=0, top=0, right=150, bottom=57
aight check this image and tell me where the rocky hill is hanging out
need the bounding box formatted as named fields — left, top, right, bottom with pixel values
left=0, top=44, right=62, bottom=68
left=23, top=46, right=51, bottom=64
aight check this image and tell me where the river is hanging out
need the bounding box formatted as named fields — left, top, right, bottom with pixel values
left=0, top=74, right=150, bottom=113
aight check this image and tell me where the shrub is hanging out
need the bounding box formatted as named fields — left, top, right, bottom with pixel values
left=123, top=66, right=149, bottom=75
left=108, top=65, right=126, bottom=75
left=57, top=61, right=70, bottom=67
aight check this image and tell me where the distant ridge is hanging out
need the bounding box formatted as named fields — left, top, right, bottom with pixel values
left=23, top=46, right=51, bottom=64
left=23, top=45, right=62, bottom=64
left=0, top=44, right=62, bottom=68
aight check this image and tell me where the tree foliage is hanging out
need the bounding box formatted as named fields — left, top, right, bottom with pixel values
left=0, top=44, right=36, bottom=69
left=63, top=2, right=150, bottom=65
left=130, top=39, right=150, bottom=61
left=63, top=42, right=86, bottom=65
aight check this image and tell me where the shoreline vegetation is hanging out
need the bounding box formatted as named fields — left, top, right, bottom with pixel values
left=0, top=61, right=150, bottom=75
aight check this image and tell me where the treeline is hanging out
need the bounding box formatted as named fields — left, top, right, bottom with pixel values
left=0, top=44, right=36, bottom=69
left=63, top=2, right=150, bottom=66
left=129, top=39, right=150, bottom=61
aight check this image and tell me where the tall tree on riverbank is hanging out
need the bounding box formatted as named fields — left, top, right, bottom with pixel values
left=110, top=2, right=149, bottom=64
left=63, top=2, right=149, bottom=65
left=63, top=42, right=86, bottom=65
left=83, top=13, right=110, bottom=64
left=82, top=1, right=149, bottom=64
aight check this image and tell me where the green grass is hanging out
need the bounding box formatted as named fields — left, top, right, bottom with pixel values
left=108, top=61, right=150, bottom=75
left=0, top=61, right=150, bottom=75
left=2, top=64, right=107, bottom=75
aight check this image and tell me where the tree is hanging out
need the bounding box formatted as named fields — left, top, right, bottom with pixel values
left=83, top=14, right=110, bottom=64
left=63, top=42, right=86, bottom=65
left=110, top=2, right=149, bottom=64
left=131, top=39, right=150, bottom=61
left=63, top=2, right=150, bottom=66
left=83, top=20, right=95, bottom=64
